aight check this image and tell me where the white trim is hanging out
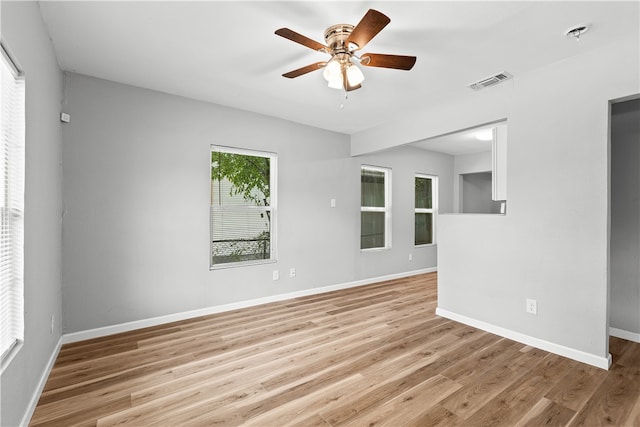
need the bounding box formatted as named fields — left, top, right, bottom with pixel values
left=20, top=337, right=63, bottom=427
left=0, top=340, right=23, bottom=374
left=1, top=42, right=22, bottom=76
left=210, top=145, right=276, bottom=159
left=610, top=327, right=640, bottom=343
left=63, top=268, right=437, bottom=344
left=435, top=307, right=612, bottom=370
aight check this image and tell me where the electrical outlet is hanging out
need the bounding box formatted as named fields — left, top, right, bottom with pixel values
left=289, top=268, right=296, bottom=278
left=50, top=314, right=55, bottom=334
left=408, top=253, right=413, bottom=262
left=526, top=299, right=537, bottom=315
left=272, top=270, right=279, bottom=281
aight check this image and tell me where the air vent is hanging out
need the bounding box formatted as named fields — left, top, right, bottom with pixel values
left=467, top=71, right=513, bottom=91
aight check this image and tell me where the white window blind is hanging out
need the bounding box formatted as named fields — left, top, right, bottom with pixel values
left=210, top=146, right=277, bottom=268
left=0, top=45, right=25, bottom=364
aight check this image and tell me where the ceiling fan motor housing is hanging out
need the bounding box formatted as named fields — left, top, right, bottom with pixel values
left=324, top=24, right=355, bottom=54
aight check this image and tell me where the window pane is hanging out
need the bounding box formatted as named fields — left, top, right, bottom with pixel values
left=210, top=147, right=275, bottom=268
left=211, top=209, right=271, bottom=265
left=415, top=177, right=432, bottom=209
left=361, top=169, right=385, bottom=208
left=211, top=152, right=270, bottom=207
left=361, top=211, right=385, bottom=249
left=415, top=213, right=433, bottom=245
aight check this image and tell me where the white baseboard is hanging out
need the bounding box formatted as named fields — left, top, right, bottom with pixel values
left=610, top=327, right=640, bottom=343
left=435, top=307, right=611, bottom=370
left=62, top=268, right=437, bottom=344
left=20, top=336, right=63, bottom=427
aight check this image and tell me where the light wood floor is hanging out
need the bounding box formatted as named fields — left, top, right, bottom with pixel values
left=31, top=272, right=640, bottom=426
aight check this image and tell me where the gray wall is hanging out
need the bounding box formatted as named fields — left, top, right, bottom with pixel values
left=60, top=73, right=454, bottom=334
left=452, top=150, right=492, bottom=213
left=0, top=2, right=64, bottom=426
left=351, top=34, right=639, bottom=362
left=610, top=98, right=640, bottom=336
left=461, top=172, right=501, bottom=214
left=355, top=146, right=454, bottom=277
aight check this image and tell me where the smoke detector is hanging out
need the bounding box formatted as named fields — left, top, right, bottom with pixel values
left=565, top=24, right=589, bottom=41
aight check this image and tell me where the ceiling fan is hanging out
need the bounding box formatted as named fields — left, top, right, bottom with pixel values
left=275, top=9, right=417, bottom=92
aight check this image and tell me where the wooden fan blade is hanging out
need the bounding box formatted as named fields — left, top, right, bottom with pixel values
left=282, top=62, right=327, bottom=78
left=345, top=9, right=390, bottom=50
left=360, top=53, right=417, bottom=70
left=275, top=28, right=327, bottom=52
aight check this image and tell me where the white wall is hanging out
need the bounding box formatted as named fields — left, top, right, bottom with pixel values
left=350, top=35, right=640, bottom=367
left=0, top=3, right=64, bottom=426
left=60, top=73, right=453, bottom=334
left=610, top=98, right=640, bottom=338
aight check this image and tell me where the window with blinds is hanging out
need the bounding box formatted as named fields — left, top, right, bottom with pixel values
left=210, top=146, right=277, bottom=268
left=0, top=45, right=25, bottom=366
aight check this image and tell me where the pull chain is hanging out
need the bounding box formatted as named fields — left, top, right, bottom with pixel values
left=340, top=90, right=348, bottom=110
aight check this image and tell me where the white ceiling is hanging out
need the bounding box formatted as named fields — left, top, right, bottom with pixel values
left=411, top=122, right=500, bottom=156
left=38, top=1, right=638, bottom=142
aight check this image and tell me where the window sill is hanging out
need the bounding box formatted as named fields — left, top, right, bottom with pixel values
left=360, top=247, right=391, bottom=253
left=415, top=243, right=437, bottom=248
left=0, top=340, right=23, bottom=375
left=210, top=258, right=277, bottom=270
left=439, top=213, right=506, bottom=216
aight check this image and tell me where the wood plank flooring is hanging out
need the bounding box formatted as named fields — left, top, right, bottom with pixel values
left=30, top=272, right=640, bottom=426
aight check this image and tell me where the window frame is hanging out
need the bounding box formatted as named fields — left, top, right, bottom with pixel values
left=210, top=145, right=277, bottom=269
left=0, top=43, right=25, bottom=371
left=414, top=173, right=438, bottom=247
left=360, top=165, right=392, bottom=251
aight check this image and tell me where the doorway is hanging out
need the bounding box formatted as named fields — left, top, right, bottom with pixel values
left=609, top=97, right=640, bottom=344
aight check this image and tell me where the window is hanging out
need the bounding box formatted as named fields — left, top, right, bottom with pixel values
left=210, top=146, right=276, bottom=268
left=361, top=166, right=391, bottom=250
left=415, top=174, right=437, bottom=245
left=0, top=45, right=25, bottom=366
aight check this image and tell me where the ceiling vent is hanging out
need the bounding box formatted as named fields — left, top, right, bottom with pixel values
left=467, top=71, right=513, bottom=91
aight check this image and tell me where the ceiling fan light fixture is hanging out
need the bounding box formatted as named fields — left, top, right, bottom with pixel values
left=323, top=59, right=341, bottom=82
left=323, top=59, right=343, bottom=89
left=327, top=75, right=343, bottom=89
left=346, top=62, right=365, bottom=86
left=276, top=9, right=416, bottom=92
